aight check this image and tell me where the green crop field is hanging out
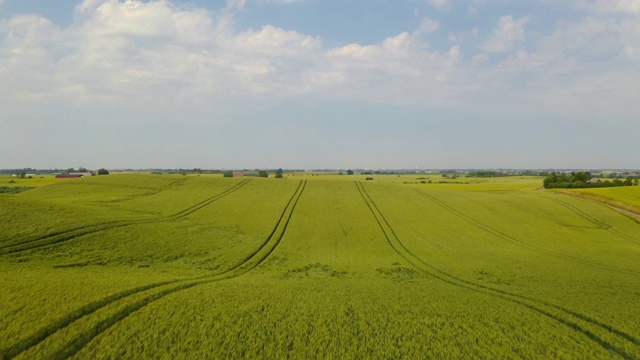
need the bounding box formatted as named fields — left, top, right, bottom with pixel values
left=1, top=174, right=639, bottom=359
left=566, top=186, right=640, bottom=216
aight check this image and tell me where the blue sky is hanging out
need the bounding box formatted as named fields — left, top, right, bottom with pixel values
left=0, top=0, right=638, bottom=170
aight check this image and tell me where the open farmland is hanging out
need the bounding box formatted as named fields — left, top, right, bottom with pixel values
left=1, top=174, right=639, bottom=359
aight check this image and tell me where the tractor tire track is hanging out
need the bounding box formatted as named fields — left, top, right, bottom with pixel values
left=166, top=179, right=252, bottom=220
left=0, top=220, right=132, bottom=251
left=105, top=177, right=191, bottom=203
left=548, top=196, right=640, bottom=245
left=228, top=180, right=307, bottom=273
left=2, top=180, right=306, bottom=360
left=415, top=188, right=640, bottom=345
left=547, top=196, right=611, bottom=229
left=501, top=201, right=599, bottom=229
left=1, top=178, right=194, bottom=247
left=356, top=181, right=639, bottom=359
left=0, top=180, right=251, bottom=256
left=415, top=189, right=640, bottom=276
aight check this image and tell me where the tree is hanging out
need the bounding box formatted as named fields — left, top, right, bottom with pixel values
left=97, top=168, right=110, bottom=175
left=78, top=167, right=88, bottom=173
left=572, top=171, right=589, bottom=183
left=223, top=171, right=234, bottom=178
left=543, top=173, right=558, bottom=188
left=275, top=168, right=284, bottom=179
left=347, top=169, right=354, bottom=175
left=258, top=170, right=269, bottom=178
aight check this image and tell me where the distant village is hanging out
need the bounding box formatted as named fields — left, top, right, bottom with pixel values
left=2, top=167, right=639, bottom=180
left=8, top=168, right=109, bottom=178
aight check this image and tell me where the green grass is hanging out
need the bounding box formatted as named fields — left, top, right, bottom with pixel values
left=566, top=186, right=640, bottom=215
left=0, top=175, right=639, bottom=358
left=0, top=187, right=33, bottom=194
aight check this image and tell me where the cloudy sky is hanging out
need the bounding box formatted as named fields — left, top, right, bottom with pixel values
left=0, top=0, right=638, bottom=170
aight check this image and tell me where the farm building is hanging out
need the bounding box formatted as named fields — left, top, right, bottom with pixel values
left=56, top=172, right=95, bottom=178
left=56, top=174, right=82, bottom=178
left=587, top=178, right=601, bottom=184
left=233, top=172, right=259, bottom=177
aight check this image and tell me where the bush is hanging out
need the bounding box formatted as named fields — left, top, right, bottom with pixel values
left=97, top=168, right=110, bottom=175
left=223, top=171, right=234, bottom=178
left=543, top=171, right=636, bottom=189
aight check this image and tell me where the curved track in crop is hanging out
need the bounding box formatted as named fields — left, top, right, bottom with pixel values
left=547, top=195, right=640, bottom=245
left=415, top=189, right=639, bottom=276
left=0, top=179, right=252, bottom=256
left=1, top=180, right=307, bottom=360
left=501, top=201, right=601, bottom=229
left=105, top=177, right=192, bottom=203
left=1, top=177, right=194, bottom=248
left=356, top=181, right=639, bottom=359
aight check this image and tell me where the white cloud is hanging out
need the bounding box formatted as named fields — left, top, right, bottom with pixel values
left=472, top=53, right=488, bottom=65
left=0, top=15, right=62, bottom=102
left=0, top=1, right=470, bottom=109
left=75, top=0, right=110, bottom=16
left=256, top=0, right=305, bottom=3
left=426, top=0, right=450, bottom=10
left=2, top=0, right=640, bottom=169
left=230, top=25, right=321, bottom=56
left=418, top=17, right=439, bottom=33
left=618, top=17, right=640, bottom=60
left=0, top=0, right=638, bottom=118
left=579, top=0, right=640, bottom=15
left=226, top=0, right=246, bottom=11
left=480, top=15, right=530, bottom=53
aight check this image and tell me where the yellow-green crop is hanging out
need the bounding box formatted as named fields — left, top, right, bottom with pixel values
left=1, top=174, right=639, bottom=358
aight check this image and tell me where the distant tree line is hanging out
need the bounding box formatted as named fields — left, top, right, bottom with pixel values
left=467, top=171, right=508, bottom=178
left=1, top=167, right=111, bottom=176
left=543, top=171, right=638, bottom=189
left=0, top=168, right=58, bottom=175
left=0, top=186, right=33, bottom=194
left=338, top=170, right=354, bottom=175
left=222, top=169, right=283, bottom=178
